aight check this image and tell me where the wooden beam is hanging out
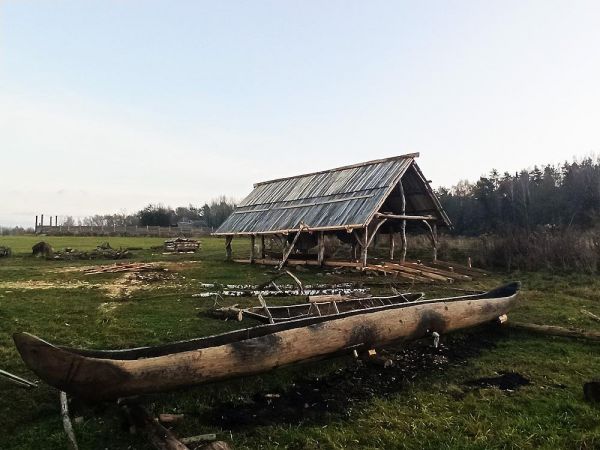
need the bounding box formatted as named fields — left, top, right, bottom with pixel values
left=277, top=224, right=307, bottom=270
left=376, top=213, right=437, bottom=221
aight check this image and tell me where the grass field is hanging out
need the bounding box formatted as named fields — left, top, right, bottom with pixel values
left=1, top=235, right=599, bottom=449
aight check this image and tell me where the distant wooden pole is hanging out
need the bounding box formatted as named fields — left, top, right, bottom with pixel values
left=225, top=236, right=233, bottom=261
left=317, top=231, right=325, bottom=266
left=35, top=215, right=38, bottom=232
left=40, top=214, right=44, bottom=229
left=55, top=215, right=58, bottom=226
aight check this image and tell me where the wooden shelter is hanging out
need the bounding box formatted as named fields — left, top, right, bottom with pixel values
left=213, top=153, right=451, bottom=268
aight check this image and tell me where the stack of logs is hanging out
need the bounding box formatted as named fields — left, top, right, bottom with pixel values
left=365, top=260, right=485, bottom=283
left=164, top=238, right=200, bottom=253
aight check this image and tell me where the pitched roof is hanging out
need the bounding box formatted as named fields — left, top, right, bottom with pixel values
left=214, top=153, right=450, bottom=235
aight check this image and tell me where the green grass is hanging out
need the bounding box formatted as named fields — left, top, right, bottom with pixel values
left=1, top=236, right=600, bottom=449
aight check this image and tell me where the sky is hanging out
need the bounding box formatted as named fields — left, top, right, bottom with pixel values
left=2, top=1, right=600, bottom=227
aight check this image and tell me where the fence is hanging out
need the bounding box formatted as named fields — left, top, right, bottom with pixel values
left=36, top=225, right=210, bottom=238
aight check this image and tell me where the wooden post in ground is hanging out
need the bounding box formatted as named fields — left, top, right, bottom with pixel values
left=432, top=223, right=438, bottom=262
left=421, top=220, right=438, bottom=262
left=40, top=214, right=44, bottom=230
left=317, top=231, right=325, bottom=266
left=55, top=215, right=58, bottom=227
left=399, top=181, right=407, bottom=262
left=389, top=232, right=395, bottom=260
left=260, top=235, right=265, bottom=258
left=361, top=227, right=369, bottom=268
left=250, top=235, right=256, bottom=263
left=35, top=215, right=38, bottom=233
left=225, top=236, right=233, bottom=261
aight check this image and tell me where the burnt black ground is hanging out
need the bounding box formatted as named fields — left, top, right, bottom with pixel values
left=202, top=327, right=504, bottom=429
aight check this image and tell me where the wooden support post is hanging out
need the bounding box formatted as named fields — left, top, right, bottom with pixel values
left=432, top=223, right=438, bottom=262
left=389, top=233, right=395, bottom=260
left=250, top=235, right=256, bottom=263
left=399, top=181, right=407, bottom=262
left=260, top=235, right=265, bottom=259
left=225, top=236, right=233, bottom=261
left=365, top=218, right=387, bottom=248
left=361, top=227, right=369, bottom=268
left=317, top=231, right=325, bottom=266
left=421, top=220, right=438, bottom=262
left=351, top=243, right=358, bottom=260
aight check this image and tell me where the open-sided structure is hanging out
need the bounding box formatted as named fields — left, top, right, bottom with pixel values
left=213, top=153, right=451, bottom=268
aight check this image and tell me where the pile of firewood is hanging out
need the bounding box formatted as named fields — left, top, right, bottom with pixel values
left=164, top=237, right=200, bottom=253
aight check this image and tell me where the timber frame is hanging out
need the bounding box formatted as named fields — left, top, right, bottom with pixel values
left=215, top=153, right=451, bottom=268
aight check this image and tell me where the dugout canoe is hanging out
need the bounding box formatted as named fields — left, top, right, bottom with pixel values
left=13, top=282, right=520, bottom=401
left=244, top=292, right=425, bottom=323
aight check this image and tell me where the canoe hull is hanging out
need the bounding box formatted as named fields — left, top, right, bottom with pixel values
left=14, top=283, right=520, bottom=400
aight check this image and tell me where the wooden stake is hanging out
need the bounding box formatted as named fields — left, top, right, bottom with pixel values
left=60, top=391, right=79, bottom=450
left=258, top=294, right=274, bottom=324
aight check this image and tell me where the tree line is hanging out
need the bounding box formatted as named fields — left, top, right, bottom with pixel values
left=436, top=156, right=600, bottom=235
left=58, top=196, right=236, bottom=230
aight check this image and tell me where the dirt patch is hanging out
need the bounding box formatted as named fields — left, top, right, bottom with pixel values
left=0, top=280, right=99, bottom=290
left=466, top=372, right=530, bottom=391
left=202, top=330, right=499, bottom=428
left=102, top=270, right=178, bottom=299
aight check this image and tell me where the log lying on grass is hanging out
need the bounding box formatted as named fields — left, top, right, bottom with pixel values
left=126, top=404, right=189, bottom=450
left=509, top=322, right=600, bottom=341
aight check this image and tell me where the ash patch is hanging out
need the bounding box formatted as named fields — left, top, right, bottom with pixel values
left=467, top=371, right=530, bottom=391
left=203, top=330, right=499, bottom=429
